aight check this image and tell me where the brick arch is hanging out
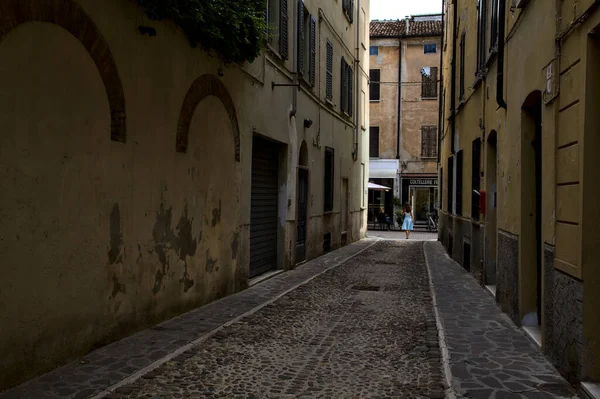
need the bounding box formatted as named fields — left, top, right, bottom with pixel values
left=0, top=0, right=126, bottom=142
left=176, top=74, right=240, bottom=162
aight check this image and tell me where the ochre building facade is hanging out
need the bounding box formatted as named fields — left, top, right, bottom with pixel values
left=0, top=0, right=370, bottom=389
left=369, top=16, right=441, bottom=225
left=440, top=0, right=600, bottom=389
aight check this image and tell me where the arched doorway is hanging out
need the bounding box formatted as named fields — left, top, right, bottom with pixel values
left=296, top=141, right=309, bottom=263
left=521, top=91, right=543, bottom=333
left=485, top=130, right=498, bottom=292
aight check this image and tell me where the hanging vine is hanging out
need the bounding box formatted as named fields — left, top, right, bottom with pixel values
left=136, top=0, right=267, bottom=64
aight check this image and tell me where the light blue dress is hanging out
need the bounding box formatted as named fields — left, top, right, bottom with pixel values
left=402, top=212, right=413, bottom=231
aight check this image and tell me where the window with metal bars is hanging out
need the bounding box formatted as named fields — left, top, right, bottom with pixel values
left=370, top=69, right=380, bottom=101
left=326, top=41, right=333, bottom=101
left=421, top=126, right=438, bottom=158
left=421, top=67, right=438, bottom=98
left=476, top=0, right=487, bottom=70
left=324, top=147, right=334, bottom=212
left=369, top=127, right=379, bottom=158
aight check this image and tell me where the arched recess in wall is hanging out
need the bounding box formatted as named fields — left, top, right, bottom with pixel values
left=0, top=0, right=127, bottom=142
left=299, top=141, right=308, bottom=167
left=176, top=74, right=241, bottom=162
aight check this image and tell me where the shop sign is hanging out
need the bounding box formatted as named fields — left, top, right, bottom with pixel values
left=406, top=178, right=438, bottom=186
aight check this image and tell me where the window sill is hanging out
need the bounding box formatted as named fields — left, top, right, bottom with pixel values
left=323, top=210, right=335, bottom=215
left=326, top=98, right=335, bottom=107
left=266, top=43, right=283, bottom=61
left=420, top=157, right=437, bottom=160
left=369, top=100, right=381, bottom=103
left=421, top=97, right=438, bottom=101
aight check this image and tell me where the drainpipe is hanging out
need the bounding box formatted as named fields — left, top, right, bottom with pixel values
left=396, top=37, right=402, bottom=160
left=437, top=1, right=444, bottom=164
left=496, top=0, right=507, bottom=109
left=291, top=0, right=299, bottom=117
left=353, top=0, right=361, bottom=161
left=450, top=0, right=457, bottom=153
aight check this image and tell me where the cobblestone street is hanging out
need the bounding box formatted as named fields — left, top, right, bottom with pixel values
left=1, top=239, right=578, bottom=399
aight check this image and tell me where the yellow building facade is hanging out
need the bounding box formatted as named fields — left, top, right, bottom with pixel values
left=0, top=0, right=370, bottom=389
left=440, top=0, right=600, bottom=389
left=368, top=17, right=441, bottom=225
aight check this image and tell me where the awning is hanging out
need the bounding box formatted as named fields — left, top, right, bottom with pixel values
left=368, top=182, right=391, bottom=191
left=369, top=159, right=399, bottom=179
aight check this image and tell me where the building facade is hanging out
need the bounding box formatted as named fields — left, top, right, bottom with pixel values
left=440, top=0, right=600, bottom=389
left=0, top=0, right=370, bottom=389
left=369, top=16, right=441, bottom=225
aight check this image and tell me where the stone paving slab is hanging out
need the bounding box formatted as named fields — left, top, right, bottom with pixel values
left=424, top=241, right=578, bottom=399
left=0, top=239, right=378, bottom=399
left=104, top=241, right=446, bottom=399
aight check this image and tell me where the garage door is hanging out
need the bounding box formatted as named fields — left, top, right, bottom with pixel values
left=250, top=136, right=279, bottom=278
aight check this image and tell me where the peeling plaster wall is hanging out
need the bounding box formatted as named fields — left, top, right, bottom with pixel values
left=0, top=0, right=370, bottom=389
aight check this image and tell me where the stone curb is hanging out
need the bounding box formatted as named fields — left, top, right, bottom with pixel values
left=424, top=241, right=457, bottom=399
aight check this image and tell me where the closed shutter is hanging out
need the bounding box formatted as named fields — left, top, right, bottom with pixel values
left=456, top=150, right=463, bottom=215
left=250, top=137, right=279, bottom=278
left=280, top=0, right=289, bottom=59
left=421, top=126, right=437, bottom=158
left=347, top=65, right=353, bottom=116
left=349, top=0, right=354, bottom=22
left=309, top=16, right=316, bottom=86
left=326, top=41, right=333, bottom=100
left=369, top=127, right=379, bottom=157
left=324, top=147, right=334, bottom=212
left=341, top=57, right=347, bottom=113
left=448, top=155, right=454, bottom=213
left=297, top=1, right=304, bottom=75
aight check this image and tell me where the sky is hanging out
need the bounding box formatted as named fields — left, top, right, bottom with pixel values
left=370, top=0, right=443, bottom=21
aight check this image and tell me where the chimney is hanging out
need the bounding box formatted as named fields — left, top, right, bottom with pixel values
left=405, top=16, right=410, bottom=35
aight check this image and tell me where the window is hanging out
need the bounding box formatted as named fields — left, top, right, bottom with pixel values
left=456, top=150, right=463, bottom=215
left=459, top=32, right=466, bottom=101
left=421, top=126, right=438, bottom=158
left=267, top=0, right=289, bottom=59
left=324, top=147, right=334, bottom=212
left=343, top=0, right=354, bottom=22
left=369, top=127, right=380, bottom=158
left=326, top=41, right=333, bottom=101
left=370, top=69, right=380, bottom=101
left=341, top=57, right=353, bottom=116
left=490, top=0, right=499, bottom=50
left=424, top=43, right=437, bottom=54
left=448, top=156, right=454, bottom=214
left=369, top=46, right=379, bottom=55
left=471, top=138, right=481, bottom=220
left=297, top=3, right=316, bottom=86
left=476, top=0, right=487, bottom=70
left=421, top=66, right=438, bottom=98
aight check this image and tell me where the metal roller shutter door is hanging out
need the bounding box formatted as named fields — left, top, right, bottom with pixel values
left=250, top=137, right=279, bottom=278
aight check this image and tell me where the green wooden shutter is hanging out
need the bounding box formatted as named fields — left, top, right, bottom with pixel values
left=297, top=1, right=304, bottom=75
left=280, top=0, right=289, bottom=59
left=347, top=65, right=353, bottom=116
left=309, top=16, right=316, bottom=86
left=326, top=41, right=333, bottom=100
left=341, top=57, right=347, bottom=113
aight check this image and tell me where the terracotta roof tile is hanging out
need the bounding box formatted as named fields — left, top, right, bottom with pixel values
left=370, top=17, right=442, bottom=38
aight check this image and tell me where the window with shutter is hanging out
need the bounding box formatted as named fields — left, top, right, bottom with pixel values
left=267, top=0, right=280, bottom=51
left=347, top=64, right=353, bottom=116
left=369, top=69, right=380, bottom=101
left=280, top=0, right=289, bottom=59
left=341, top=57, right=348, bottom=113
left=459, top=32, right=466, bottom=101
left=421, top=66, right=438, bottom=98
left=448, top=156, right=454, bottom=214
left=297, top=1, right=304, bottom=75
left=369, top=127, right=379, bottom=158
left=343, top=0, right=354, bottom=23
left=309, top=16, right=316, bottom=86
left=326, top=41, right=333, bottom=101
left=421, top=126, right=438, bottom=158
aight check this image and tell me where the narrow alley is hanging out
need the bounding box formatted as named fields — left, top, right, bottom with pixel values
left=2, top=239, right=576, bottom=399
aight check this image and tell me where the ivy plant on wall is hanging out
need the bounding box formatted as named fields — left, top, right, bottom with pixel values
left=136, top=0, right=267, bottom=64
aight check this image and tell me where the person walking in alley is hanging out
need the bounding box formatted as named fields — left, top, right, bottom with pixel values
left=401, top=202, right=414, bottom=239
